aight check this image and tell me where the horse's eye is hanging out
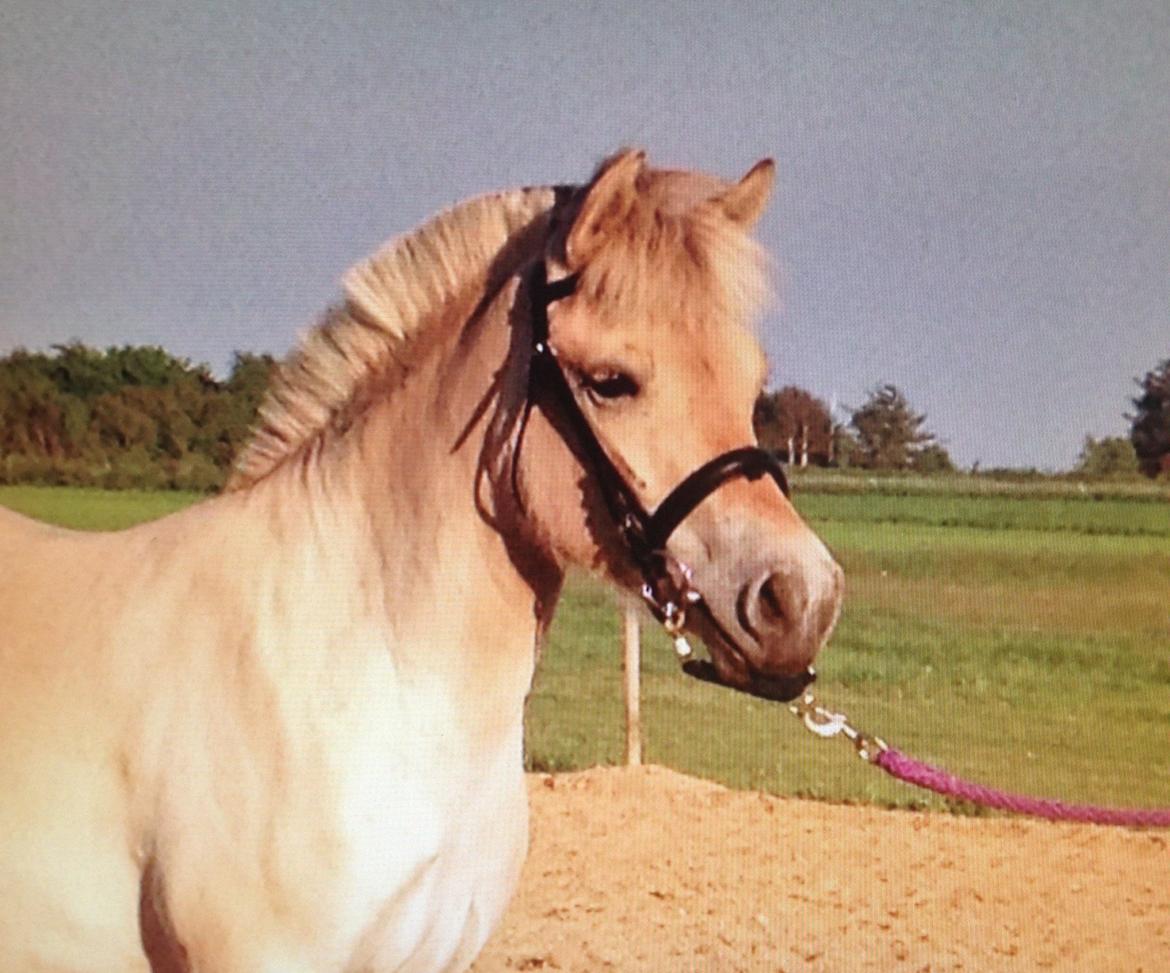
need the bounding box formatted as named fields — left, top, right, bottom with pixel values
left=583, top=370, right=640, bottom=403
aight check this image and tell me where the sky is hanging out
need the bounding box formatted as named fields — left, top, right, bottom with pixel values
left=2, top=0, right=1168, bottom=470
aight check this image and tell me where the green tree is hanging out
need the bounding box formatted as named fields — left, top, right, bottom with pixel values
left=830, top=424, right=858, bottom=469
left=47, top=342, right=202, bottom=399
left=849, top=384, right=940, bottom=471
left=1130, top=357, right=1170, bottom=478
left=910, top=443, right=955, bottom=474
left=225, top=352, right=275, bottom=414
left=90, top=390, right=159, bottom=453
left=0, top=352, right=90, bottom=458
left=1075, top=435, right=1138, bottom=477
left=215, top=352, right=276, bottom=463
left=0, top=342, right=275, bottom=490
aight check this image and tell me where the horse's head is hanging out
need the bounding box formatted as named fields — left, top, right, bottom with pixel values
left=517, top=150, right=842, bottom=698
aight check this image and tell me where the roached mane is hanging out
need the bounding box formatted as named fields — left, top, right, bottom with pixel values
left=227, top=187, right=556, bottom=490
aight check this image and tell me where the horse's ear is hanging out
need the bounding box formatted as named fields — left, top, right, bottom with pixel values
left=712, top=158, right=775, bottom=228
left=565, top=149, right=646, bottom=269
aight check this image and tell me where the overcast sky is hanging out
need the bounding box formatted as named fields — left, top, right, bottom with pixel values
left=3, top=1, right=1168, bottom=469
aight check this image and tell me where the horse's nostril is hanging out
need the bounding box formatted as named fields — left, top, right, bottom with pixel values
left=735, top=583, right=761, bottom=644
left=757, top=573, right=787, bottom=627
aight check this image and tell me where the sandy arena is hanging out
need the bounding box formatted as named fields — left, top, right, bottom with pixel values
left=472, top=766, right=1169, bottom=972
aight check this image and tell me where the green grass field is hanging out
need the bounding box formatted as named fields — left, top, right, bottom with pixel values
left=2, top=479, right=1168, bottom=815
left=0, top=485, right=203, bottom=531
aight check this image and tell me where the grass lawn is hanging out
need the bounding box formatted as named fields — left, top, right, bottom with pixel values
left=0, top=484, right=204, bottom=531
left=526, top=487, right=1170, bottom=814
left=3, top=481, right=1168, bottom=815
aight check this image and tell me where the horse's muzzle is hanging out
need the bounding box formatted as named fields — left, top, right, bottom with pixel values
left=681, top=658, right=817, bottom=703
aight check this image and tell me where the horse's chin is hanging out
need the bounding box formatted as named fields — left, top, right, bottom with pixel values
left=682, top=606, right=817, bottom=703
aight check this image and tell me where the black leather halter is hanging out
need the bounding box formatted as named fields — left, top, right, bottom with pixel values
left=525, top=260, right=791, bottom=636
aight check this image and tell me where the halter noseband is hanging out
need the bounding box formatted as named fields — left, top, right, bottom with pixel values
left=525, top=260, right=790, bottom=640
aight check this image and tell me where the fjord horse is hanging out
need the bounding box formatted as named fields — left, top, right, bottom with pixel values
left=0, top=150, right=843, bottom=972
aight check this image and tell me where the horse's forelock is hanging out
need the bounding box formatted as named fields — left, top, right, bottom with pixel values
left=571, top=167, right=771, bottom=333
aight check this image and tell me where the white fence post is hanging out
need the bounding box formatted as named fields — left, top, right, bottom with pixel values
left=622, top=604, right=642, bottom=766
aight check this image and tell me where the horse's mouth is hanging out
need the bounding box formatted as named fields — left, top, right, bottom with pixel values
left=680, top=603, right=816, bottom=703
left=682, top=657, right=816, bottom=703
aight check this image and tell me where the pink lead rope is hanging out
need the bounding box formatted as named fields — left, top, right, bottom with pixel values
left=789, top=693, right=1170, bottom=828
left=875, top=746, right=1170, bottom=827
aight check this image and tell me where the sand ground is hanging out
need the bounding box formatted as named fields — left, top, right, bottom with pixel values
left=472, top=766, right=1169, bottom=973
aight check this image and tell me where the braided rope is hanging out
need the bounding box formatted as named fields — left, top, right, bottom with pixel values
left=875, top=747, right=1170, bottom=828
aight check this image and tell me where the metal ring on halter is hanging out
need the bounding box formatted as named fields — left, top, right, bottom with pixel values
left=662, top=604, right=686, bottom=636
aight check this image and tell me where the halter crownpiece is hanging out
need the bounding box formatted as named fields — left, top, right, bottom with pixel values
left=526, top=261, right=808, bottom=700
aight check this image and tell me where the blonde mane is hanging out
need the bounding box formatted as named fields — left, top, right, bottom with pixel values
left=227, top=186, right=556, bottom=490
left=228, top=158, right=770, bottom=492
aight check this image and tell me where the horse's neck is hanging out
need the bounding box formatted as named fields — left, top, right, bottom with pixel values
left=248, top=275, right=556, bottom=725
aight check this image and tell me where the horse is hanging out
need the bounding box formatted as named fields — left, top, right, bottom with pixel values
left=0, top=150, right=843, bottom=972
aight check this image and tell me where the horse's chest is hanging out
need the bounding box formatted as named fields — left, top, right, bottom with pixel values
left=161, top=654, right=535, bottom=971
left=337, top=733, right=529, bottom=972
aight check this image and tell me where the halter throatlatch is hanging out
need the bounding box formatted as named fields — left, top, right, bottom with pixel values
left=526, top=261, right=791, bottom=651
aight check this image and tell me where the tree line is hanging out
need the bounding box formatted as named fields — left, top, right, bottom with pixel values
left=754, top=383, right=957, bottom=474
left=0, top=343, right=274, bottom=490
left=756, top=369, right=1169, bottom=479
left=1, top=342, right=1167, bottom=490
left=743, top=354, right=1169, bottom=479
